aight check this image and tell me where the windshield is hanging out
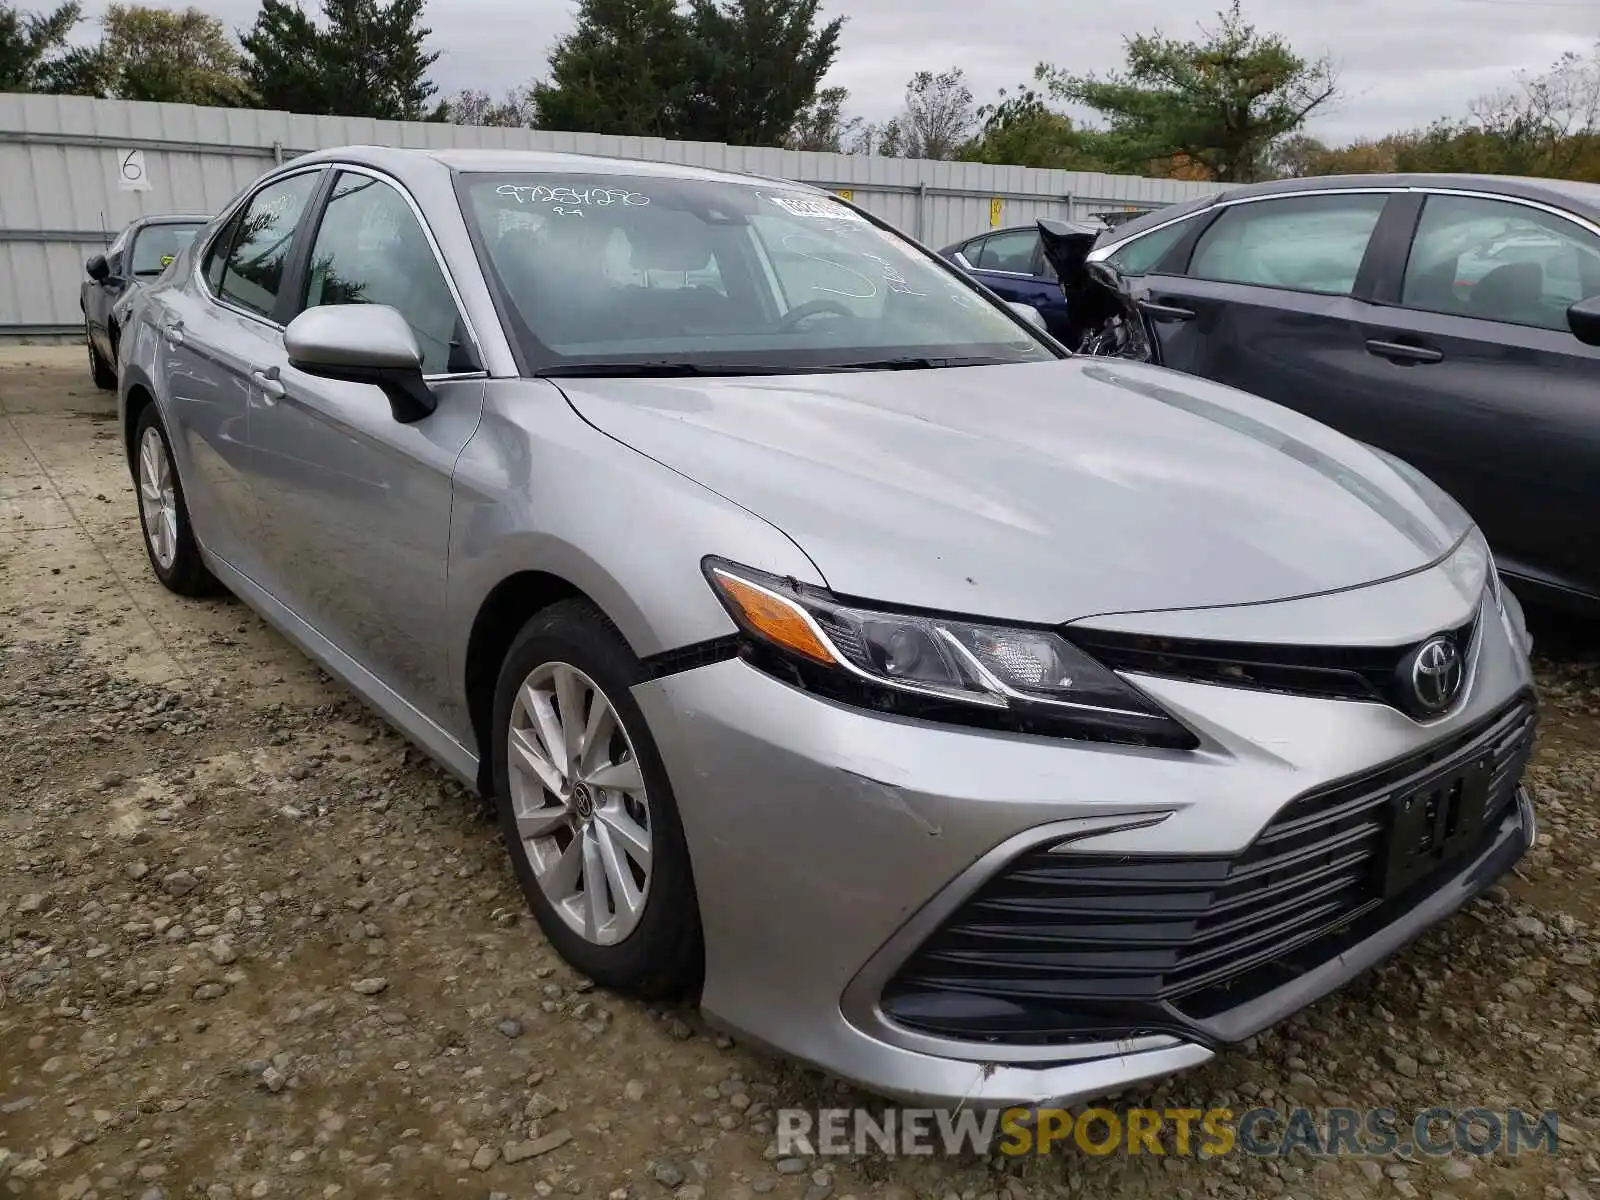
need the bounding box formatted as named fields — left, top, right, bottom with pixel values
left=130, top=222, right=203, bottom=277
left=457, top=172, right=1057, bottom=373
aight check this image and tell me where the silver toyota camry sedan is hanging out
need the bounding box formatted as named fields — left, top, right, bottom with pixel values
left=117, top=146, right=1538, bottom=1109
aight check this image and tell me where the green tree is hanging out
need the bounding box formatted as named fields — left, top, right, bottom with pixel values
left=237, top=0, right=330, bottom=112
left=240, top=0, right=441, bottom=119
left=0, top=1, right=104, bottom=93
left=448, top=86, right=532, bottom=128
left=680, top=0, right=843, bottom=145
left=530, top=0, right=693, bottom=137
left=966, top=67, right=1099, bottom=169
left=1266, top=131, right=1327, bottom=178
left=784, top=85, right=859, bottom=151
left=864, top=67, right=975, bottom=159
left=1302, top=42, right=1600, bottom=184
left=1053, top=1, right=1338, bottom=182
left=1446, top=42, right=1599, bottom=178
left=99, top=4, right=254, bottom=105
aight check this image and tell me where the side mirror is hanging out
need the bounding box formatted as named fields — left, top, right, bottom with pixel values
left=1007, top=301, right=1047, bottom=331
left=284, top=304, right=436, bottom=423
left=1568, top=295, right=1600, bottom=347
left=951, top=251, right=974, bottom=270
left=86, top=254, right=111, bottom=282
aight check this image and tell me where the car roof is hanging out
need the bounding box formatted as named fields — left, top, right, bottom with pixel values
left=1099, top=172, right=1600, bottom=247
left=286, top=144, right=827, bottom=195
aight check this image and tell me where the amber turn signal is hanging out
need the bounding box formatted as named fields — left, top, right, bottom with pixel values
left=707, top=567, right=838, bottom=666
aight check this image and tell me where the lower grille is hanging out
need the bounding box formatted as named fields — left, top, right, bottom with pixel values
left=880, top=694, right=1536, bottom=1046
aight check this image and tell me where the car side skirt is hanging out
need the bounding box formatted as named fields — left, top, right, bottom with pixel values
left=204, top=551, right=483, bottom=789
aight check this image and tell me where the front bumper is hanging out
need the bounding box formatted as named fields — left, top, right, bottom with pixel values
left=631, top=588, right=1535, bottom=1108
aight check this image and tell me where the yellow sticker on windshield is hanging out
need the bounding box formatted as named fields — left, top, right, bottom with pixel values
left=160, top=254, right=174, bottom=266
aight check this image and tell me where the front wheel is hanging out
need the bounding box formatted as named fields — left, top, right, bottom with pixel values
left=492, top=600, right=702, bottom=997
left=134, top=406, right=218, bottom=596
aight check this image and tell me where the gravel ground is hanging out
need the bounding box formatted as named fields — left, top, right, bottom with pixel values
left=2, top=347, right=1598, bottom=1200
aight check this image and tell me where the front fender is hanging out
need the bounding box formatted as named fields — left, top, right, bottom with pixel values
left=444, top=379, right=825, bottom=726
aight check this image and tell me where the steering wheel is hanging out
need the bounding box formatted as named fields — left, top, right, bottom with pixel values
left=774, top=298, right=854, bottom=332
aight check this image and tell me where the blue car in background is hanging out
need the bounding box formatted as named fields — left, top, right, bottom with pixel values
left=939, top=224, right=1071, bottom=339
left=941, top=211, right=1163, bottom=345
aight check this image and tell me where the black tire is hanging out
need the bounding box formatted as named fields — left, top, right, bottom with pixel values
left=492, top=599, right=703, bottom=997
left=88, top=327, right=116, bottom=390
left=133, top=404, right=220, bottom=597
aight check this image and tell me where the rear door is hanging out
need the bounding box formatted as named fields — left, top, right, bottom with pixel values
left=152, top=167, right=326, bottom=577
left=243, top=166, right=488, bottom=712
left=1355, top=190, right=1600, bottom=602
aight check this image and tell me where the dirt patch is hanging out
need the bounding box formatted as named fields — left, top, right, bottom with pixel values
left=2, top=357, right=1598, bottom=1200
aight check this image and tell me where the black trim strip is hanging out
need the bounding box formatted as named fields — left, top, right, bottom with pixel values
left=641, top=635, right=741, bottom=680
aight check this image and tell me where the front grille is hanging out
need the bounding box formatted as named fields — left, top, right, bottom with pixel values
left=1070, top=613, right=1479, bottom=712
left=879, top=694, right=1536, bottom=1046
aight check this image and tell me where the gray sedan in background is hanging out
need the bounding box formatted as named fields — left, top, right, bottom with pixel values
left=117, top=147, right=1537, bottom=1108
left=81, top=214, right=208, bottom=388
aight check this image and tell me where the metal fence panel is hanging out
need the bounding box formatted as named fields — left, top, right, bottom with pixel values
left=0, top=92, right=1225, bottom=336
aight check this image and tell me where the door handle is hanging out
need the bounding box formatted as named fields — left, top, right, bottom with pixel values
left=251, top=367, right=286, bottom=401
left=1137, top=300, right=1195, bottom=322
left=161, top=318, right=184, bottom=346
left=1365, top=339, right=1443, bottom=365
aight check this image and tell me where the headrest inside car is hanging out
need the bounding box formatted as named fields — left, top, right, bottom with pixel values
left=628, top=220, right=713, bottom=272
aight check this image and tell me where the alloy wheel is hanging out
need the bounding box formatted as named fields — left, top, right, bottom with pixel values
left=137, top=426, right=179, bottom=571
left=507, top=661, right=654, bottom=945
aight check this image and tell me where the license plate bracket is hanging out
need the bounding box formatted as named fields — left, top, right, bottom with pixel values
left=1381, top=754, right=1496, bottom=898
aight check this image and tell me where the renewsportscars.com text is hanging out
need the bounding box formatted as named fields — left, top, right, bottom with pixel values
left=776, top=1106, right=1561, bottom=1158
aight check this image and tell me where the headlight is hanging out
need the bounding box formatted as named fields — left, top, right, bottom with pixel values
left=1441, top=525, right=1501, bottom=611
left=703, top=558, right=1195, bottom=748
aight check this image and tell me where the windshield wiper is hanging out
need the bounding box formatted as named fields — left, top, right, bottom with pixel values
left=533, top=361, right=798, bottom=378
left=818, top=355, right=1026, bottom=371
left=533, top=355, right=1034, bottom=379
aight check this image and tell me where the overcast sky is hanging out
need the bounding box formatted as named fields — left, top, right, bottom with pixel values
left=808, top=0, right=1597, bottom=142
left=86, top=0, right=1598, bottom=144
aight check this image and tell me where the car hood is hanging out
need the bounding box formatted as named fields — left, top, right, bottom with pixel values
left=1036, top=217, right=1102, bottom=285
left=557, top=358, right=1469, bottom=623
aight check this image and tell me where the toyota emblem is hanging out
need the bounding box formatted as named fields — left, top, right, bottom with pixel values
left=1408, top=635, right=1463, bottom=715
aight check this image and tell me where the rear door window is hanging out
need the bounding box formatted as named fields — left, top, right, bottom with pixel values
left=972, top=229, right=1041, bottom=274
left=216, top=171, right=321, bottom=319
left=1400, top=193, right=1600, bottom=330
left=1188, top=193, right=1388, bottom=295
